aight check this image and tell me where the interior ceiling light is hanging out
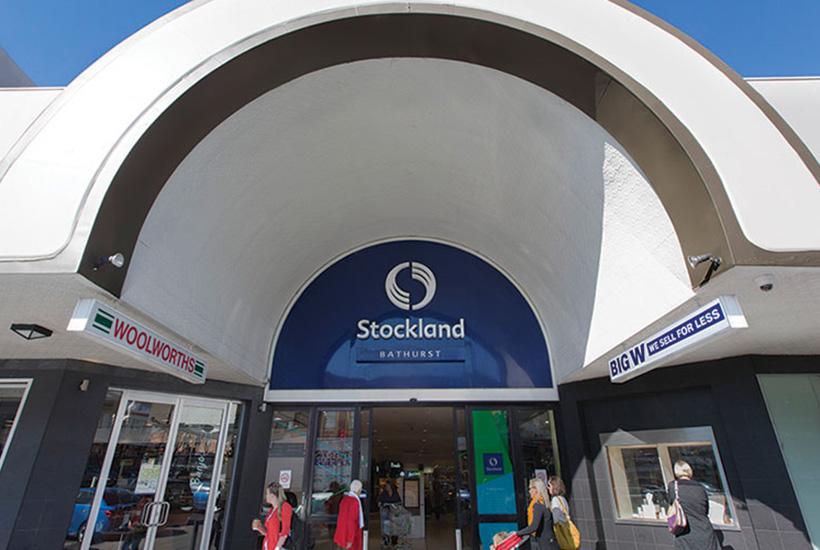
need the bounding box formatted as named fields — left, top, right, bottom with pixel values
left=10, top=323, right=53, bottom=340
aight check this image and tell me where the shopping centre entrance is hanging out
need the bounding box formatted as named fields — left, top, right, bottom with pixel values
left=265, top=404, right=560, bottom=550
left=264, top=239, right=560, bottom=549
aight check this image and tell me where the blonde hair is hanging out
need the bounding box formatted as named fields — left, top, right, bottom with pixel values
left=493, top=531, right=509, bottom=545
left=674, top=460, right=693, bottom=479
left=530, top=478, right=550, bottom=503
left=267, top=481, right=286, bottom=520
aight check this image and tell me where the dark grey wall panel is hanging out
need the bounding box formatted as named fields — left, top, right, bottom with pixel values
left=0, top=364, right=64, bottom=549
left=558, top=355, right=817, bottom=550
left=7, top=369, right=108, bottom=550
left=221, top=399, right=272, bottom=550
left=0, top=359, right=265, bottom=549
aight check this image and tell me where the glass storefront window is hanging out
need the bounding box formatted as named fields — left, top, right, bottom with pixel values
left=517, top=408, right=560, bottom=482
left=0, top=380, right=32, bottom=472
left=602, top=427, right=736, bottom=527
left=266, top=409, right=310, bottom=510
left=311, top=410, right=355, bottom=516
left=63, top=392, right=238, bottom=550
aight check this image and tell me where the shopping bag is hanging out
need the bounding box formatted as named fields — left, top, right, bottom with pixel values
left=667, top=481, right=688, bottom=535
left=554, top=520, right=580, bottom=550
left=495, top=532, right=528, bottom=550
left=553, top=497, right=580, bottom=550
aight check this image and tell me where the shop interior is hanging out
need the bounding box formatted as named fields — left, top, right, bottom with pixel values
left=369, top=407, right=458, bottom=550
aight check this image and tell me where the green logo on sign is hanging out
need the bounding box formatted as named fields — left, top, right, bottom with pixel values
left=92, top=308, right=115, bottom=334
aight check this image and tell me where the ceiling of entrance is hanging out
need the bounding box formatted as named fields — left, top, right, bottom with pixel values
left=372, top=407, right=455, bottom=468
left=121, top=57, right=691, bottom=384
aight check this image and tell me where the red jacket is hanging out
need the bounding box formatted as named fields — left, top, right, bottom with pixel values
left=333, top=494, right=363, bottom=550
left=264, top=502, right=292, bottom=550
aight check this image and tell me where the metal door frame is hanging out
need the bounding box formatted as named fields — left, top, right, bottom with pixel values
left=80, top=389, right=235, bottom=550
left=302, top=406, right=370, bottom=532
left=464, top=405, right=528, bottom=549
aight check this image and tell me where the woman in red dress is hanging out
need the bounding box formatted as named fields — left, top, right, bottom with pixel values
left=252, top=481, right=293, bottom=550
left=334, top=479, right=364, bottom=550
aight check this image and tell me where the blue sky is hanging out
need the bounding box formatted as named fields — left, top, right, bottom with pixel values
left=2, top=0, right=819, bottom=86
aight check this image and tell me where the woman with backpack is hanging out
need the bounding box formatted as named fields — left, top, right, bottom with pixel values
left=252, top=481, right=293, bottom=550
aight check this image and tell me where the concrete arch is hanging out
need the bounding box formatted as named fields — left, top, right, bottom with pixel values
left=0, top=1, right=817, bottom=276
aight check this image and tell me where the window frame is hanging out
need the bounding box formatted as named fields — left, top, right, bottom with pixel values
left=600, top=426, right=739, bottom=530
left=0, top=379, right=33, bottom=473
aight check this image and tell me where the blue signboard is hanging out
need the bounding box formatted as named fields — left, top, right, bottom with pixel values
left=483, top=453, right=504, bottom=476
left=270, top=240, right=551, bottom=390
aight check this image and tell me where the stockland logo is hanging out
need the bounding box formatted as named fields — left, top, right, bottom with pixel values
left=385, top=261, right=436, bottom=311
left=356, top=261, right=465, bottom=341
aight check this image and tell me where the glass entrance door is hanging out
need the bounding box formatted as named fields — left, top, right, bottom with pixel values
left=469, top=409, right=520, bottom=550
left=304, top=408, right=370, bottom=550
left=78, top=391, right=235, bottom=550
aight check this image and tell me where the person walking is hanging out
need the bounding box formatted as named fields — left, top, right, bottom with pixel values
left=378, top=480, right=401, bottom=548
left=548, top=476, right=579, bottom=550
left=334, top=479, right=364, bottom=550
left=252, top=481, right=293, bottom=550
left=516, top=478, right=560, bottom=550
left=666, top=460, right=721, bottom=550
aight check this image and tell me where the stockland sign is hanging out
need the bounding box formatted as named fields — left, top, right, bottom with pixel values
left=68, top=299, right=207, bottom=384
left=609, top=296, right=747, bottom=384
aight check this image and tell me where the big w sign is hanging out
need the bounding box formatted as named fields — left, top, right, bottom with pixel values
left=68, top=299, right=207, bottom=383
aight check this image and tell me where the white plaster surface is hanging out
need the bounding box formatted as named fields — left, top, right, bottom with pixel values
left=0, top=88, right=61, bottom=164
left=0, top=0, right=818, bottom=264
left=123, top=58, right=689, bottom=383
left=749, top=77, right=820, bottom=165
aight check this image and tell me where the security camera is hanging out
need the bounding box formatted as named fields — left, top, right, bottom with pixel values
left=755, top=274, right=774, bottom=292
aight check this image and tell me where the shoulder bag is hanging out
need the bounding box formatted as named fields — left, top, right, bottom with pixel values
left=553, top=497, right=581, bottom=550
left=667, top=481, right=688, bottom=535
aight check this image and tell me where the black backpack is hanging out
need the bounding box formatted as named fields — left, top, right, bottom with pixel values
left=284, top=511, right=314, bottom=550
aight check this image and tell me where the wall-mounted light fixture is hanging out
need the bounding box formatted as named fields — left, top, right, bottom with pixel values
left=688, top=253, right=722, bottom=286
left=10, top=323, right=53, bottom=340
left=92, top=252, right=126, bottom=271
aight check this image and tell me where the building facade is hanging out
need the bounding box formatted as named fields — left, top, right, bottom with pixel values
left=1, top=1, right=819, bottom=550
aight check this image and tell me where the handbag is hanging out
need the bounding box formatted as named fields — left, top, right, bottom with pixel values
left=667, top=481, right=688, bottom=535
left=553, top=497, right=581, bottom=550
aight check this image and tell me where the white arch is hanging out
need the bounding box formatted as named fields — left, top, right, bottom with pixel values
left=0, top=0, right=818, bottom=270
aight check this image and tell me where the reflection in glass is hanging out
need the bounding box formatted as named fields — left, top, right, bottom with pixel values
left=668, top=444, right=733, bottom=525
left=64, top=395, right=238, bottom=550
left=311, top=410, right=354, bottom=516
left=159, top=404, right=226, bottom=550
left=266, top=409, right=310, bottom=509
left=455, top=408, right=472, bottom=550
left=96, top=400, right=175, bottom=549
left=359, top=408, right=371, bottom=502
left=517, top=409, right=560, bottom=482
left=204, top=402, right=241, bottom=549
left=605, top=438, right=735, bottom=526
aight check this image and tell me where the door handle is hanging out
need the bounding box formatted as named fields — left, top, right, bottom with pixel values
left=158, top=501, right=171, bottom=526
left=141, top=501, right=156, bottom=527
left=141, top=501, right=169, bottom=527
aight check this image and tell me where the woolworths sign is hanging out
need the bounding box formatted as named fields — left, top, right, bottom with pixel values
left=68, top=299, right=207, bottom=384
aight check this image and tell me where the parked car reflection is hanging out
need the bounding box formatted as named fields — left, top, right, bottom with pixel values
left=67, top=488, right=137, bottom=543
